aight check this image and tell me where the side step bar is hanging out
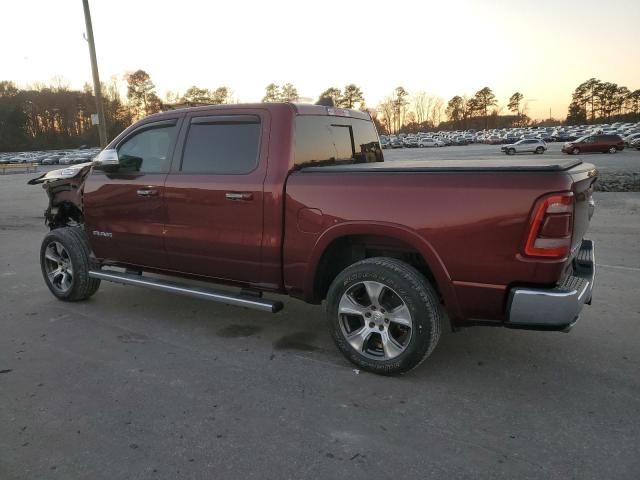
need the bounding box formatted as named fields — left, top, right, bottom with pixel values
left=89, top=270, right=283, bottom=313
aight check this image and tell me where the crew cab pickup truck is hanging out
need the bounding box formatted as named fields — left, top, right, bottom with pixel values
left=30, top=103, right=597, bottom=374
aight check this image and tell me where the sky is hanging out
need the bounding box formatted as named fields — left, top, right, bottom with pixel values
left=2, top=0, right=639, bottom=120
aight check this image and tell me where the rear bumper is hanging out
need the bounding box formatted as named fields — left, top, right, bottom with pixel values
left=506, top=239, right=595, bottom=331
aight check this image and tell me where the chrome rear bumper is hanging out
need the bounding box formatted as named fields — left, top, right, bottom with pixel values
left=506, top=239, right=595, bottom=331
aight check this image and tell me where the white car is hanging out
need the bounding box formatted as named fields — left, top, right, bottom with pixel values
left=418, top=138, right=441, bottom=148
left=501, top=139, right=547, bottom=155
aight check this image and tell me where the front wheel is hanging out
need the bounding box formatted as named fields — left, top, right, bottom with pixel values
left=325, top=257, right=442, bottom=375
left=572, top=147, right=580, bottom=155
left=40, top=227, right=100, bottom=301
left=535, top=146, right=545, bottom=154
left=608, top=146, right=617, bottom=154
left=507, top=148, right=516, bottom=155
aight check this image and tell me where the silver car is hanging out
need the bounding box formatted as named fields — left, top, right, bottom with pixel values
left=501, top=139, right=547, bottom=155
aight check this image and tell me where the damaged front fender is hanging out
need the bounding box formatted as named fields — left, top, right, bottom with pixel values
left=28, top=162, right=93, bottom=228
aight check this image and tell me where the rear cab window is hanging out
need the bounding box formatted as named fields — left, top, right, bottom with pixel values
left=294, top=114, right=383, bottom=169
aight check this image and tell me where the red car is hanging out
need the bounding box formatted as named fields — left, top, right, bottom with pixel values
left=30, top=104, right=597, bottom=374
left=561, top=134, right=624, bottom=154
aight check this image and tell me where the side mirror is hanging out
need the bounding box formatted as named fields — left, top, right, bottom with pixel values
left=92, top=149, right=119, bottom=172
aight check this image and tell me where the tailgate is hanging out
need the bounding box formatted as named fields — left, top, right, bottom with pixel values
left=569, top=162, right=598, bottom=255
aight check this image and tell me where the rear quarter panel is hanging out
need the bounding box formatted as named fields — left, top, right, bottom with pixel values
left=284, top=170, right=574, bottom=322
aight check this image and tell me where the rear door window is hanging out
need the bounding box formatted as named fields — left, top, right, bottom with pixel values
left=181, top=116, right=261, bottom=174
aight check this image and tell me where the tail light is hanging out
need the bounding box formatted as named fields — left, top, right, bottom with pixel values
left=523, top=192, right=574, bottom=258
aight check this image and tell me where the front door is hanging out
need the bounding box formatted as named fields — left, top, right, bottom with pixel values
left=163, top=109, right=269, bottom=285
left=84, top=118, right=181, bottom=269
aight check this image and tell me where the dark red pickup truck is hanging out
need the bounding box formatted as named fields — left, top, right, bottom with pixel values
left=30, top=103, right=597, bottom=374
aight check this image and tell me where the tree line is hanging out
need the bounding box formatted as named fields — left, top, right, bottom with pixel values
left=567, top=78, right=640, bottom=125
left=1, top=70, right=638, bottom=151
left=0, top=70, right=235, bottom=152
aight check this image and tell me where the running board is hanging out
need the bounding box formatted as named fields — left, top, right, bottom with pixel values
left=89, top=270, right=283, bottom=313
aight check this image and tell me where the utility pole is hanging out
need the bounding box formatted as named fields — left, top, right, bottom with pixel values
left=82, top=0, right=108, bottom=148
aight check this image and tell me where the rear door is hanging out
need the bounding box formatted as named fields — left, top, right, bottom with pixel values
left=84, top=118, right=181, bottom=269
left=163, top=109, right=269, bottom=284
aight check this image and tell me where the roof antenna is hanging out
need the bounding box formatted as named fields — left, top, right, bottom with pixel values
left=315, top=96, right=335, bottom=107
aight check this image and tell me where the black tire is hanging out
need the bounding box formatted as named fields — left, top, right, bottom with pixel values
left=508, top=148, right=516, bottom=155
left=608, top=146, right=617, bottom=154
left=572, top=147, right=580, bottom=155
left=325, top=257, right=442, bottom=375
left=535, top=146, right=544, bottom=154
left=40, top=227, right=100, bottom=301
left=66, top=226, right=101, bottom=297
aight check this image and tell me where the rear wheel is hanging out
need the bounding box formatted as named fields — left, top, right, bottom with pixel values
left=326, top=257, right=442, bottom=375
left=40, top=227, right=100, bottom=301
left=535, top=146, right=545, bottom=154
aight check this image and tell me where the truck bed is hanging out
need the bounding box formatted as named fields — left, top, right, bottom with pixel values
left=300, top=158, right=583, bottom=173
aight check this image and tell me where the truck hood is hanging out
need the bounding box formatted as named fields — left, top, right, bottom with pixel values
left=27, top=162, right=93, bottom=185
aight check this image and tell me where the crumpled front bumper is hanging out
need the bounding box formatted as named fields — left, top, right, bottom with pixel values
left=506, top=239, right=595, bottom=331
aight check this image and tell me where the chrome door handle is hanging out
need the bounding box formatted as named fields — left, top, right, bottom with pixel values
left=225, top=192, right=253, bottom=201
left=136, top=189, right=158, bottom=197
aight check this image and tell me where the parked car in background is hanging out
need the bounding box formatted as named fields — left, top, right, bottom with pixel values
left=561, top=134, right=624, bottom=154
left=403, top=137, right=418, bottom=148
left=58, top=155, right=77, bottom=165
left=501, top=139, right=547, bottom=155
left=42, top=156, right=60, bottom=165
left=623, top=132, right=640, bottom=146
left=630, top=138, right=640, bottom=150
left=553, top=132, right=575, bottom=142
left=390, top=137, right=404, bottom=148
left=418, top=138, right=440, bottom=148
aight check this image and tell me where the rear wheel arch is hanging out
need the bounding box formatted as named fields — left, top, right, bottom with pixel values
left=307, top=224, right=457, bottom=320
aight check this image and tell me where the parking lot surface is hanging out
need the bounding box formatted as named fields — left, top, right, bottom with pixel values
left=1, top=171, right=639, bottom=479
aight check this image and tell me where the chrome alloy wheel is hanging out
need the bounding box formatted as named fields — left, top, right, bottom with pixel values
left=43, top=241, right=74, bottom=293
left=338, top=281, right=413, bottom=360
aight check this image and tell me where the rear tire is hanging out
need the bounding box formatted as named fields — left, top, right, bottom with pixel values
left=535, top=146, right=544, bottom=154
left=40, top=227, right=100, bottom=301
left=325, top=257, right=442, bottom=375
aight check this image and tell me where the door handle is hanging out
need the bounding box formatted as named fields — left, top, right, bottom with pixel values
left=225, top=192, right=253, bottom=201
left=136, top=188, right=159, bottom=197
